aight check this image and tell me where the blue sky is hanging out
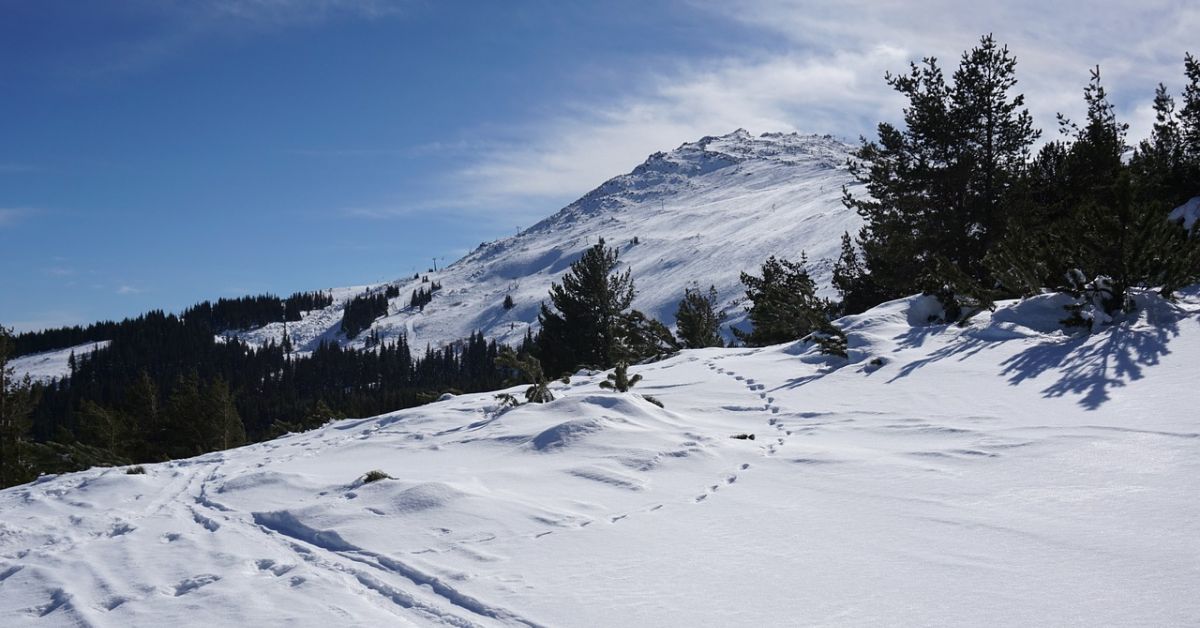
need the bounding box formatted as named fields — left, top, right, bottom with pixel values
left=3, top=0, right=1197, bottom=332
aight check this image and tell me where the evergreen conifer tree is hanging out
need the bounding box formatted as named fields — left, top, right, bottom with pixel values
left=203, top=377, right=246, bottom=451
left=675, top=285, right=724, bottom=348
left=734, top=254, right=831, bottom=346
left=843, top=35, right=1039, bottom=308
left=0, top=328, right=37, bottom=487
left=536, top=241, right=635, bottom=376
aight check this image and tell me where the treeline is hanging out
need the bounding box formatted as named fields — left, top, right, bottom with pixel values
left=831, top=36, right=1200, bottom=326
left=341, top=285, right=401, bottom=338
left=183, top=291, right=335, bottom=333
left=13, top=290, right=335, bottom=358
left=13, top=320, right=120, bottom=357
left=410, top=281, right=441, bottom=311
left=0, top=311, right=505, bottom=487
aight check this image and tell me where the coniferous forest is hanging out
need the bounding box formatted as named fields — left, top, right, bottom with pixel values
left=2, top=36, right=1198, bottom=489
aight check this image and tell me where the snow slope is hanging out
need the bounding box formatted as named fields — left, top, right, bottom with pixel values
left=3, top=289, right=1198, bottom=627
left=235, top=130, right=860, bottom=354
left=9, top=341, right=111, bottom=384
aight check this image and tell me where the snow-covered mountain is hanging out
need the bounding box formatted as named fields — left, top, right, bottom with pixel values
left=237, top=130, right=860, bottom=355
left=3, top=289, right=1198, bottom=626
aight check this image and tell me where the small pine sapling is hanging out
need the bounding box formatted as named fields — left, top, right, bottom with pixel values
left=496, top=348, right=555, bottom=403
left=599, top=362, right=642, bottom=392
left=494, top=392, right=520, bottom=408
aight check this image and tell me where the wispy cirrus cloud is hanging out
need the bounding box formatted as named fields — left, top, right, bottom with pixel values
left=433, top=0, right=1198, bottom=219
left=0, top=207, right=39, bottom=227
left=64, top=0, right=421, bottom=80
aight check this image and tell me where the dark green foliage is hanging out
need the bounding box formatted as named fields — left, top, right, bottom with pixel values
left=830, top=231, right=884, bottom=315
left=675, top=285, right=724, bottom=348
left=184, top=294, right=285, bottom=333
left=341, top=290, right=391, bottom=338
left=496, top=348, right=554, bottom=403
left=361, top=469, right=392, bottom=484
left=641, top=395, right=664, bottom=408
left=536, top=241, right=636, bottom=376
left=6, top=304, right=510, bottom=487
left=734, top=254, right=832, bottom=346
left=125, top=465, right=146, bottom=475
left=810, top=327, right=849, bottom=359
left=614, top=310, right=679, bottom=363
left=988, top=64, right=1200, bottom=321
left=503, top=294, right=515, bottom=310
left=599, top=362, right=642, bottom=392
left=78, top=399, right=132, bottom=458
left=493, top=392, right=520, bottom=408
left=843, top=35, right=1039, bottom=309
left=12, top=321, right=119, bottom=358
left=411, top=287, right=434, bottom=310
left=284, top=291, right=334, bottom=321
left=839, top=38, right=1198, bottom=327
left=1, top=328, right=39, bottom=486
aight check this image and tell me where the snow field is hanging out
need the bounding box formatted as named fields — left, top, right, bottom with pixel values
left=2, top=290, right=1198, bottom=626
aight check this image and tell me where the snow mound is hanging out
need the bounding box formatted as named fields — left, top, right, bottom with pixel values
left=1169, top=195, right=1200, bottom=230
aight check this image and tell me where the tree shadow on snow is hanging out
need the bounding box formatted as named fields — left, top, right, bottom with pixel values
left=886, top=296, right=1187, bottom=411
left=1000, top=312, right=1179, bottom=410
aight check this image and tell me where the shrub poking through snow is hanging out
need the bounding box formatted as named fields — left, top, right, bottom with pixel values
left=641, top=394, right=664, bottom=408
left=125, top=465, right=146, bottom=475
left=809, top=326, right=849, bottom=358
left=730, top=433, right=756, bottom=440
left=496, top=348, right=555, bottom=403
left=361, top=470, right=392, bottom=484
left=494, top=392, right=520, bottom=409
left=599, top=362, right=642, bottom=393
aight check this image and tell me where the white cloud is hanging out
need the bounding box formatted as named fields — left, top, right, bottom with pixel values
left=76, top=0, right=418, bottom=79
left=444, top=47, right=908, bottom=219
left=440, top=0, right=1200, bottom=217
left=0, top=207, right=37, bottom=227
left=116, top=285, right=144, bottom=295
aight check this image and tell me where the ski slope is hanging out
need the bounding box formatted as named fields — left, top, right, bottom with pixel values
left=3, top=289, right=1198, bottom=627
left=234, top=130, right=861, bottom=355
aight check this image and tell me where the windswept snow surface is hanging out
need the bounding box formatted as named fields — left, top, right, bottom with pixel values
left=3, top=290, right=1200, bottom=627
left=236, top=130, right=861, bottom=354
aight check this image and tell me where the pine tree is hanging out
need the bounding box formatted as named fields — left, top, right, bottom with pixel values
left=203, top=377, right=246, bottom=451
left=734, top=254, right=831, bottom=346
left=536, top=241, right=635, bottom=376
left=162, top=372, right=204, bottom=459
left=496, top=348, right=555, bottom=403
left=599, top=362, right=641, bottom=392
left=0, top=328, right=38, bottom=487
left=503, top=294, right=515, bottom=310
left=78, top=400, right=132, bottom=457
left=614, top=310, right=679, bottom=362
left=843, top=35, right=1039, bottom=307
left=675, top=285, right=724, bottom=348
left=124, top=371, right=161, bottom=461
